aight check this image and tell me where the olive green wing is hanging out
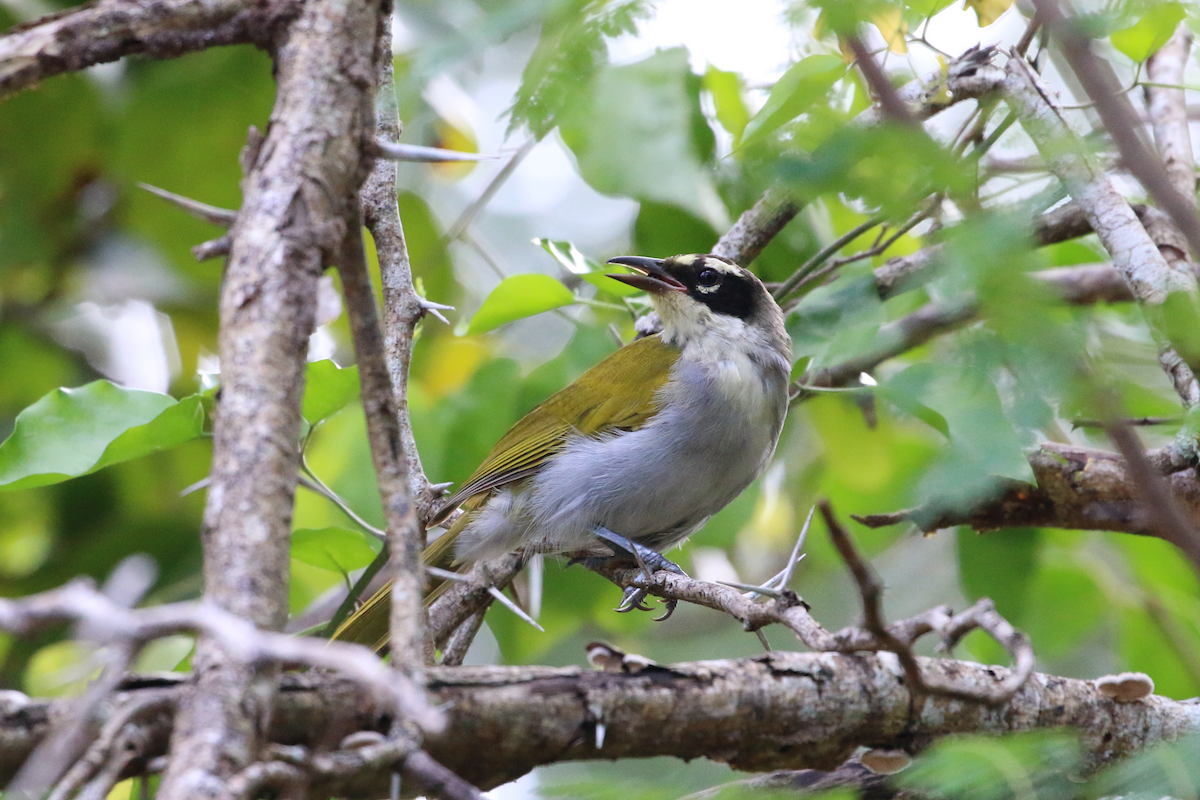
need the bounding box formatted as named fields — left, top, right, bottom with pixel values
left=429, top=334, right=681, bottom=524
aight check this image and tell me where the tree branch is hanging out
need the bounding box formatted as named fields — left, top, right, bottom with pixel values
left=151, top=0, right=382, bottom=796
left=360, top=9, right=445, bottom=524
left=3, top=658, right=1198, bottom=795
left=1002, top=53, right=1200, bottom=408
left=0, top=0, right=295, bottom=101
left=852, top=441, right=1200, bottom=541
left=1145, top=26, right=1197, bottom=210
left=337, top=218, right=427, bottom=686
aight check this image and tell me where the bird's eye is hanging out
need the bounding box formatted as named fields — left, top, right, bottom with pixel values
left=697, top=267, right=721, bottom=287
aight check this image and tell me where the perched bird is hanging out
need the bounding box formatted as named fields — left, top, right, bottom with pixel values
left=333, top=253, right=791, bottom=649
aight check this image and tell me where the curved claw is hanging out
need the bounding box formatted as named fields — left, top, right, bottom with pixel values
left=616, top=586, right=654, bottom=613
left=653, top=599, right=678, bottom=622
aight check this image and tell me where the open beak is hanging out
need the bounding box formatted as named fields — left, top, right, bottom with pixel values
left=606, top=256, right=687, bottom=295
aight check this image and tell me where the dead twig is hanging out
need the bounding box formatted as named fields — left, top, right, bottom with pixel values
left=819, top=500, right=1033, bottom=706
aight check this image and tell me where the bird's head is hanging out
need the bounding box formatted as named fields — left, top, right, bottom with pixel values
left=606, top=254, right=789, bottom=360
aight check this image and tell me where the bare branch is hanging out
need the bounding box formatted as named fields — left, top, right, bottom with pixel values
left=852, top=441, right=1200, bottom=542
left=361, top=27, right=444, bottom=523
left=8, top=655, right=1197, bottom=794
left=0, top=580, right=437, bottom=731
left=154, top=0, right=384, bottom=794
left=369, top=141, right=498, bottom=164
left=846, top=35, right=915, bottom=125
left=711, top=187, right=800, bottom=268
left=1145, top=26, right=1197, bottom=208
left=1105, top=421, right=1200, bottom=572
left=819, top=500, right=1033, bottom=706
left=0, top=0, right=294, bottom=100
left=425, top=553, right=524, bottom=651
left=338, top=219, right=427, bottom=686
left=1033, top=0, right=1200, bottom=259
left=138, top=184, right=236, bottom=228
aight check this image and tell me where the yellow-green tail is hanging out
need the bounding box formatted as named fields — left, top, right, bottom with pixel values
left=329, top=528, right=461, bottom=651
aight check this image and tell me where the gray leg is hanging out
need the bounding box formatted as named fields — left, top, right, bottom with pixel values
left=590, top=527, right=685, bottom=620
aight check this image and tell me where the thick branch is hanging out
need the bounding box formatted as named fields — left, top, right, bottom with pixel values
left=154, top=0, right=381, bottom=796
left=3, top=658, right=1199, bottom=795
left=0, top=0, right=293, bottom=100
left=853, top=442, right=1200, bottom=539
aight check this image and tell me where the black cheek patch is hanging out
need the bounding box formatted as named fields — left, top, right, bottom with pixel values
left=691, top=275, right=756, bottom=319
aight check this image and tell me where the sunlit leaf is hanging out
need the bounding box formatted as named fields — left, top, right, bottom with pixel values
left=0, top=382, right=205, bottom=491
left=466, top=274, right=576, bottom=335
left=905, top=0, right=956, bottom=16
left=964, top=0, right=1015, bottom=27
left=1110, top=1, right=1185, bottom=62
left=872, top=7, right=908, bottom=53
left=291, top=527, right=382, bottom=574
left=738, top=55, right=847, bottom=148
left=303, top=360, right=360, bottom=425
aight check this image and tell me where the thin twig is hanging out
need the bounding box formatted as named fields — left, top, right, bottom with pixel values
left=818, top=500, right=1033, bottom=705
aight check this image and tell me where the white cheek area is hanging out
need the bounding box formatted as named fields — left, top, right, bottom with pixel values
left=653, top=292, right=782, bottom=416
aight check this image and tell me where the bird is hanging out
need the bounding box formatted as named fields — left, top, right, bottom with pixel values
left=332, top=253, right=792, bottom=649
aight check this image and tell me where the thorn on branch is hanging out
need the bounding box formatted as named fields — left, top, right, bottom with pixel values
left=138, top=183, right=236, bottom=228
left=370, top=140, right=500, bottom=163
left=193, top=235, right=231, bottom=262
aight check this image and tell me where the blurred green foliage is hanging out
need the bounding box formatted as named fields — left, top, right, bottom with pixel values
left=3, top=0, right=1200, bottom=796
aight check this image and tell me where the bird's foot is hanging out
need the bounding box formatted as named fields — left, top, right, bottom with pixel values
left=590, top=527, right=685, bottom=621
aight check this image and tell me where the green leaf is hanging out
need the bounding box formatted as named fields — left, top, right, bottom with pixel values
left=738, top=55, right=846, bottom=149
left=558, top=48, right=728, bottom=228
left=898, top=731, right=1081, bottom=800
left=534, top=238, right=641, bottom=298
left=303, top=360, right=360, bottom=425
left=466, top=274, right=576, bottom=335
left=957, top=528, right=1040, bottom=622
left=0, top=382, right=205, bottom=491
left=1111, top=2, right=1185, bottom=62
left=509, top=0, right=653, bottom=138
left=291, top=527, right=382, bottom=574
left=1095, top=734, right=1200, bottom=798
left=703, top=65, right=749, bottom=140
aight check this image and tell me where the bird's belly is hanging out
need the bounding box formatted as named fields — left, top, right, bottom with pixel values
left=524, top=408, right=778, bottom=554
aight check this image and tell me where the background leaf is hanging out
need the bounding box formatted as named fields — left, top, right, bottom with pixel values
left=0, top=383, right=205, bottom=491
left=303, top=360, right=360, bottom=425
left=291, top=527, right=382, bottom=574
left=738, top=55, right=846, bottom=148
left=466, top=274, right=576, bottom=335
left=1110, top=2, right=1185, bottom=62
